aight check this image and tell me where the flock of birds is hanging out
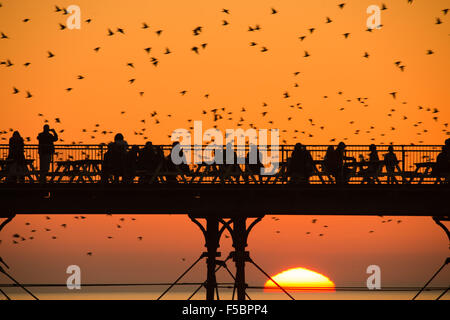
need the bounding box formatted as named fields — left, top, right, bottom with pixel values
left=271, top=216, right=402, bottom=238
left=0, top=1, right=448, bottom=146
left=0, top=214, right=144, bottom=257
left=0, top=214, right=404, bottom=257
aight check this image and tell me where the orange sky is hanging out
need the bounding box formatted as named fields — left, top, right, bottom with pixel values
left=0, top=0, right=449, bottom=297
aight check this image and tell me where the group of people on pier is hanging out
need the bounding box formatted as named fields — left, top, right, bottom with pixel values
left=2, top=126, right=450, bottom=184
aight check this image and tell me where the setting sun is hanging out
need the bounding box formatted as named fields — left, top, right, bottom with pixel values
left=264, top=267, right=335, bottom=292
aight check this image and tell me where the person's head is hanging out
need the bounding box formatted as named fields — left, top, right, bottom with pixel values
left=369, top=144, right=376, bottom=152
left=294, top=143, right=303, bottom=152
left=12, top=131, right=21, bottom=139
left=114, top=133, right=124, bottom=142
left=388, top=145, right=394, bottom=153
left=337, top=142, right=346, bottom=150
left=43, top=124, right=50, bottom=132
left=445, top=138, right=450, bottom=147
left=144, top=141, right=153, bottom=149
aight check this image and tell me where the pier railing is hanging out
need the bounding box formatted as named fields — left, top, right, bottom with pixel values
left=0, top=144, right=445, bottom=184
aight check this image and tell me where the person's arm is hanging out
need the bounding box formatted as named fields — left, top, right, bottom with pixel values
left=51, top=129, right=59, bottom=142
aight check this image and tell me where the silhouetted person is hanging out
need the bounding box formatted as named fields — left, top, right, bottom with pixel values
left=335, top=142, right=355, bottom=184
left=363, top=144, right=380, bottom=184
left=245, top=144, right=264, bottom=182
left=221, top=142, right=241, bottom=181
left=37, top=125, right=58, bottom=183
left=111, top=133, right=128, bottom=181
left=7, top=131, right=26, bottom=183
left=167, top=142, right=189, bottom=183
left=154, top=145, right=166, bottom=178
left=101, top=143, right=114, bottom=183
left=384, top=145, right=401, bottom=184
left=287, top=143, right=314, bottom=184
left=124, top=145, right=140, bottom=183
left=112, top=133, right=128, bottom=153
left=432, top=145, right=449, bottom=183
left=138, top=142, right=158, bottom=183
left=323, top=145, right=337, bottom=181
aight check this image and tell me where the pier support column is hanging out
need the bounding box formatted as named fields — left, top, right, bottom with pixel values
left=222, top=216, right=263, bottom=301
left=204, top=217, right=220, bottom=300
left=189, top=215, right=222, bottom=300
left=232, top=217, right=248, bottom=301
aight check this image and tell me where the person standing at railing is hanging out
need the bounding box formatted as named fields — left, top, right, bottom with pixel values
left=101, top=142, right=114, bottom=183
left=37, top=125, right=58, bottom=183
left=384, top=145, right=401, bottom=184
left=363, top=144, right=381, bottom=184
left=287, top=143, right=314, bottom=184
left=124, top=145, right=140, bottom=183
left=137, top=142, right=158, bottom=183
left=109, top=133, right=129, bottom=182
left=323, top=145, right=337, bottom=179
left=432, top=145, right=450, bottom=183
left=245, top=144, right=264, bottom=183
left=7, top=131, right=26, bottom=183
left=335, top=142, right=356, bottom=184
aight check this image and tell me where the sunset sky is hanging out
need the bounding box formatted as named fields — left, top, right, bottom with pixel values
left=0, top=0, right=449, bottom=298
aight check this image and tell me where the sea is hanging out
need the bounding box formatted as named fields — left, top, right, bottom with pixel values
left=1, top=286, right=447, bottom=300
